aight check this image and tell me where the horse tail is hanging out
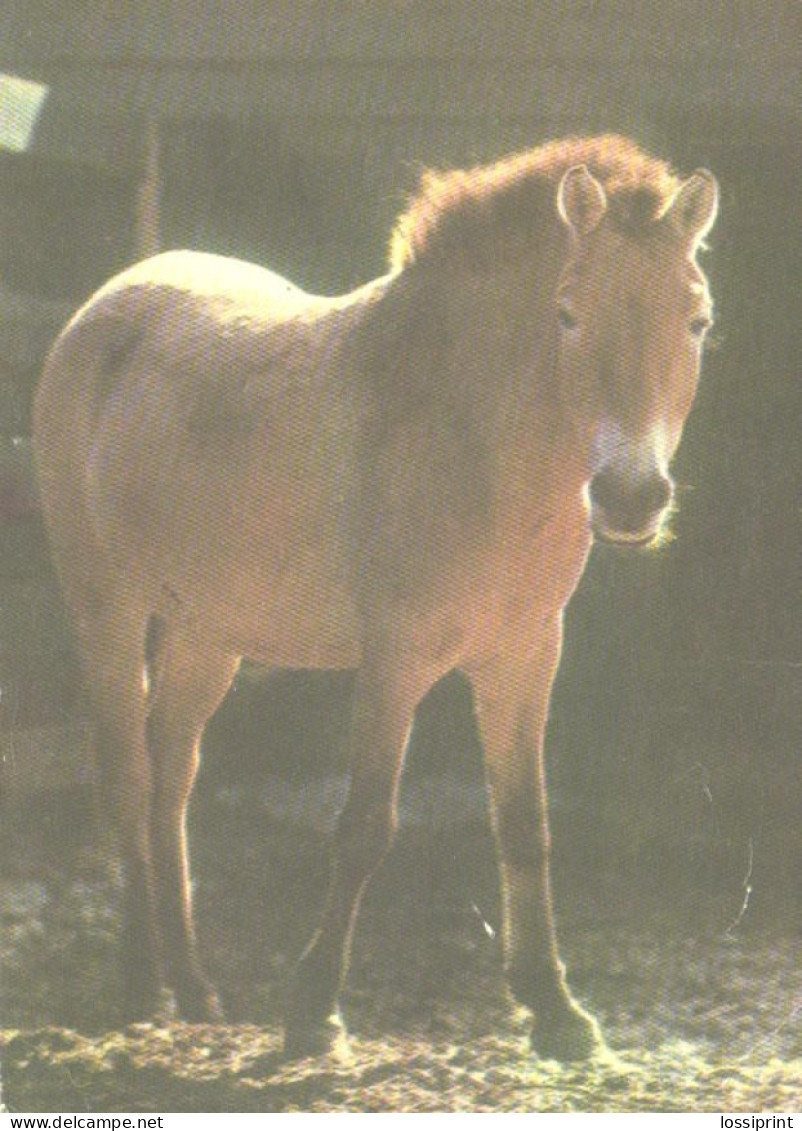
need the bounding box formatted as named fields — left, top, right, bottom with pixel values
left=40, top=293, right=149, bottom=426
left=33, top=289, right=147, bottom=574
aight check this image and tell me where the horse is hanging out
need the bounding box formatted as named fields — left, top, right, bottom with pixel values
left=33, top=135, right=718, bottom=1061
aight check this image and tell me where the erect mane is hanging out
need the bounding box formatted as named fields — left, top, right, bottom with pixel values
left=388, top=134, right=682, bottom=271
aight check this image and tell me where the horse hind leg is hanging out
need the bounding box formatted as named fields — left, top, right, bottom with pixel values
left=68, top=595, right=167, bottom=1022
left=145, top=623, right=239, bottom=1021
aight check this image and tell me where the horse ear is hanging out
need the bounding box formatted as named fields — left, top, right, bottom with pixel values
left=557, top=165, right=608, bottom=236
left=664, top=170, right=719, bottom=249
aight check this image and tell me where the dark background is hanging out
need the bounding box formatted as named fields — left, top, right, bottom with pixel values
left=0, top=1, right=799, bottom=896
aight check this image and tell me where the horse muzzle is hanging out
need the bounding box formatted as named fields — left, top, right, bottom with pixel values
left=587, top=469, right=674, bottom=547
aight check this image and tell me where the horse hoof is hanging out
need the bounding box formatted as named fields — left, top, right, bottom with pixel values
left=122, top=985, right=174, bottom=1026
left=176, top=988, right=225, bottom=1025
left=283, top=1013, right=349, bottom=1061
left=530, top=1003, right=604, bottom=1062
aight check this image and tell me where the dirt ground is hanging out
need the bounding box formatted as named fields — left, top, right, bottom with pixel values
left=1, top=778, right=801, bottom=1113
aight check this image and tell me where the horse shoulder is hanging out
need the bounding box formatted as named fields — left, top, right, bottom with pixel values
left=355, top=401, right=494, bottom=606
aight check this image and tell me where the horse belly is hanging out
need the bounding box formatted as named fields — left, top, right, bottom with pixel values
left=183, top=545, right=363, bottom=669
left=149, top=476, right=363, bottom=667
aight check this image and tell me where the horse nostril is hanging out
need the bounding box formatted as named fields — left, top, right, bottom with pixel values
left=589, top=471, right=672, bottom=521
left=633, top=475, right=672, bottom=515
left=588, top=471, right=620, bottom=512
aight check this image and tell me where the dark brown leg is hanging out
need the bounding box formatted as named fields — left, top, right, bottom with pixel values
left=469, top=619, right=603, bottom=1061
left=283, top=658, right=421, bottom=1056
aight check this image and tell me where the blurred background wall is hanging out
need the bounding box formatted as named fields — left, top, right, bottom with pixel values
left=0, top=1, right=798, bottom=889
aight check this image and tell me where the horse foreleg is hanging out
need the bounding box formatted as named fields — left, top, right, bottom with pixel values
left=146, top=629, right=239, bottom=1021
left=470, top=620, right=603, bottom=1061
left=283, top=661, right=416, bottom=1057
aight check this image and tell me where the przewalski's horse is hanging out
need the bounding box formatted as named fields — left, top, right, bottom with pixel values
left=34, top=136, right=717, bottom=1060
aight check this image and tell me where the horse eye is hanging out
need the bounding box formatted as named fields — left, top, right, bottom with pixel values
left=558, top=306, right=578, bottom=331
left=690, top=316, right=712, bottom=338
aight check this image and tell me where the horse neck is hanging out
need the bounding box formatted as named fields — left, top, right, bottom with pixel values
left=353, top=240, right=591, bottom=511
left=424, top=242, right=587, bottom=498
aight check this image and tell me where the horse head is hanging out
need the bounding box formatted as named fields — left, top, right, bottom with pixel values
left=555, top=162, right=718, bottom=545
